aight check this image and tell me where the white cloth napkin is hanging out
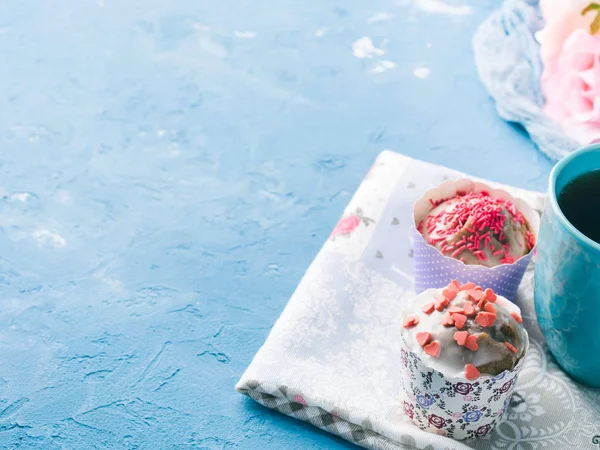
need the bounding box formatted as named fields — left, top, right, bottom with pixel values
left=236, top=151, right=600, bottom=450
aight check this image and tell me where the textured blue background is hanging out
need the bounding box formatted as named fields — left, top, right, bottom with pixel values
left=0, top=0, right=553, bottom=448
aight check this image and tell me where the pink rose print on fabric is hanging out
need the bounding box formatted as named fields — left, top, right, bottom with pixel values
left=401, top=349, right=409, bottom=367
left=500, top=379, right=515, bottom=394
left=427, top=414, right=446, bottom=429
left=453, top=382, right=473, bottom=395
left=542, top=28, right=600, bottom=144
left=294, top=394, right=308, bottom=406
left=329, top=207, right=374, bottom=240
left=403, top=401, right=414, bottom=420
left=330, top=214, right=360, bottom=237
left=475, top=424, right=492, bottom=437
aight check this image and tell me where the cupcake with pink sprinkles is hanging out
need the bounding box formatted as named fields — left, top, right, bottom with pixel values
left=411, top=179, right=540, bottom=300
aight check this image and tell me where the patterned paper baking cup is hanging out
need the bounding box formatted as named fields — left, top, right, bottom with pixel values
left=399, top=329, right=529, bottom=440
left=411, top=179, right=541, bottom=301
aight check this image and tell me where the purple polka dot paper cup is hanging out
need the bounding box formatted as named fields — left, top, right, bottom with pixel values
left=399, top=297, right=529, bottom=440
left=411, top=179, right=540, bottom=301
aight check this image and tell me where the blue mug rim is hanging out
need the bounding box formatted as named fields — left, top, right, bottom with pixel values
left=549, top=143, right=600, bottom=254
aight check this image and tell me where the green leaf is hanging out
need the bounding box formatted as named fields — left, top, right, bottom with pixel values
left=582, top=2, right=600, bottom=14
left=582, top=3, right=600, bottom=35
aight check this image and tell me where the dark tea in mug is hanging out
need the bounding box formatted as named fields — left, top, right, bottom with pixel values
left=557, top=169, right=600, bottom=244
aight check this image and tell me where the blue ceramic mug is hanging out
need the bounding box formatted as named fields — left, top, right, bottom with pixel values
left=534, top=144, right=600, bottom=388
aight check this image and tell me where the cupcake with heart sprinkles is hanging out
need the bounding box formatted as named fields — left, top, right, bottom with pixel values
left=399, top=282, right=528, bottom=440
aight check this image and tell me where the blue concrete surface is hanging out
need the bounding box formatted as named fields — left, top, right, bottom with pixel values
left=0, top=0, right=554, bottom=448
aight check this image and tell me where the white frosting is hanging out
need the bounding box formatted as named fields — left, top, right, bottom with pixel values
left=401, top=288, right=528, bottom=378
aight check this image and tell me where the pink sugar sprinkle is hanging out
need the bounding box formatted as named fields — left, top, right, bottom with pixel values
left=526, top=231, right=536, bottom=250
left=492, top=249, right=504, bottom=256
left=451, top=245, right=467, bottom=258
left=473, top=250, right=487, bottom=261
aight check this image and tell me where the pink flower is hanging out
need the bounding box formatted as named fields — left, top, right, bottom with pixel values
left=537, top=0, right=593, bottom=65
left=330, top=214, right=361, bottom=237
left=463, top=395, right=473, bottom=402
left=452, top=412, right=462, bottom=419
left=542, top=28, right=600, bottom=144
left=294, top=394, right=308, bottom=406
left=436, top=430, right=446, bottom=436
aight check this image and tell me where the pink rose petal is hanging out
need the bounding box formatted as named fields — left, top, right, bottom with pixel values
left=542, top=29, right=600, bottom=143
